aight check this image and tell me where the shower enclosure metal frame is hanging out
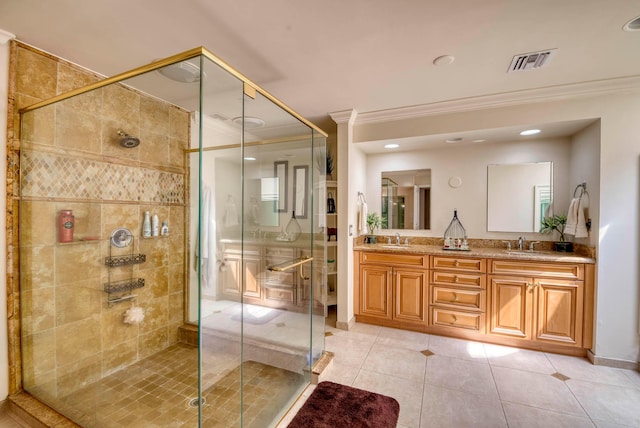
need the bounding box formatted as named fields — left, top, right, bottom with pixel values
left=15, top=46, right=328, bottom=427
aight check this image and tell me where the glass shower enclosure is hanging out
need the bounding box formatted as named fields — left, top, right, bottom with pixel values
left=17, top=47, right=327, bottom=427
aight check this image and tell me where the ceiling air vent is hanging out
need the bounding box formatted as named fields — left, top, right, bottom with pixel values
left=508, top=49, right=557, bottom=73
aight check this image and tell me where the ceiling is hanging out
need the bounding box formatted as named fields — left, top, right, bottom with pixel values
left=1, top=0, right=639, bottom=136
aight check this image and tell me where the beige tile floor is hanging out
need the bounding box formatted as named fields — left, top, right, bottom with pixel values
left=287, top=320, right=640, bottom=428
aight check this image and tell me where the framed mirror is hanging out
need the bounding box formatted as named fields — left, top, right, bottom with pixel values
left=381, top=169, right=431, bottom=230
left=274, top=161, right=288, bottom=213
left=487, top=161, right=553, bottom=232
left=293, top=165, right=308, bottom=219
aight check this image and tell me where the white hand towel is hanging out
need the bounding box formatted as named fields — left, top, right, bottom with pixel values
left=564, top=198, right=579, bottom=236
left=359, top=198, right=368, bottom=234
left=224, top=195, right=239, bottom=227
left=574, top=197, right=589, bottom=238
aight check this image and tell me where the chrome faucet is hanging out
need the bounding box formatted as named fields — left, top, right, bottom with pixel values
left=517, top=236, right=525, bottom=250
left=395, top=232, right=400, bottom=245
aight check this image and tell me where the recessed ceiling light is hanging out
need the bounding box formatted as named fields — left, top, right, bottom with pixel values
left=232, top=116, right=265, bottom=128
left=433, top=55, right=455, bottom=66
left=244, top=157, right=256, bottom=161
left=156, top=61, right=203, bottom=83
left=445, top=137, right=463, bottom=143
left=384, top=143, right=399, bottom=149
left=520, top=129, right=541, bottom=136
left=472, top=139, right=486, bottom=143
left=623, top=15, right=640, bottom=31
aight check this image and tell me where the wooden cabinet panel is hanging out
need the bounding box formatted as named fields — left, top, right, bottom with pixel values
left=430, top=307, right=485, bottom=332
left=490, top=260, right=583, bottom=280
left=221, top=254, right=242, bottom=296
left=535, top=279, right=583, bottom=345
left=360, top=266, right=392, bottom=320
left=243, top=257, right=262, bottom=298
left=431, top=270, right=485, bottom=289
left=489, top=276, right=532, bottom=339
left=431, top=256, right=485, bottom=272
left=360, top=251, right=428, bottom=268
left=394, top=269, right=427, bottom=323
left=264, top=287, right=294, bottom=304
left=431, top=286, right=485, bottom=311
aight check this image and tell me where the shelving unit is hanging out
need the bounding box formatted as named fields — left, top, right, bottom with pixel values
left=326, top=180, right=338, bottom=307
left=103, top=228, right=146, bottom=306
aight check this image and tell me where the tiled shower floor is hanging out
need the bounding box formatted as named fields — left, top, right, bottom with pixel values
left=37, top=337, right=307, bottom=428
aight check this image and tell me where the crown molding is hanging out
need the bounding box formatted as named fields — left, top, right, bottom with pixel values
left=0, top=29, right=15, bottom=44
left=354, top=75, right=640, bottom=125
left=329, top=109, right=357, bottom=124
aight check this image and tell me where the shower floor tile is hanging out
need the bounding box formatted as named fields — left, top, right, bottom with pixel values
left=38, top=340, right=307, bottom=428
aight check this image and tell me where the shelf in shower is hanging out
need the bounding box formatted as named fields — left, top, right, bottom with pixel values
left=104, top=253, right=146, bottom=267
left=103, top=278, right=145, bottom=294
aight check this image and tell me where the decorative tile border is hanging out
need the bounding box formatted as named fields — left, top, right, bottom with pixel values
left=21, top=150, right=185, bottom=204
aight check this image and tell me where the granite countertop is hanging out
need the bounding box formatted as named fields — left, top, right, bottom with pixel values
left=353, top=242, right=596, bottom=264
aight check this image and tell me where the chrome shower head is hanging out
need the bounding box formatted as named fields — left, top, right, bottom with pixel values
left=116, top=130, right=140, bottom=148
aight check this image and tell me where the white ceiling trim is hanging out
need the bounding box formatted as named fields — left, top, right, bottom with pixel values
left=353, top=75, right=640, bottom=125
left=0, top=29, right=15, bottom=44
left=329, top=109, right=356, bottom=125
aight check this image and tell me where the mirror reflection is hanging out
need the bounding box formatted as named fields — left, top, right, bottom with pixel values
left=487, top=162, right=553, bottom=232
left=381, top=169, right=431, bottom=230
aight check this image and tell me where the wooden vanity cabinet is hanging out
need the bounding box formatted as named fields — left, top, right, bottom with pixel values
left=429, top=256, right=487, bottom=333
left=488, top=260, right=586, bottom=347
left=355, top=251, right=428, bottom=330
left=220, top=244, right=262, bottom=300
left=355, top=249, right=594, bottom=356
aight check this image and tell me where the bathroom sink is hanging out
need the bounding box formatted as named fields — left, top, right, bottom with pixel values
left=507, top=250, right=539, bottom=255
left=381, top=244, right=409, bottom=249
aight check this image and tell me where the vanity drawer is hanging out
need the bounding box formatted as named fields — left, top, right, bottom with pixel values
left=360, top=251, right=428, bottom=268
left=430, top=307, right=486, bottom=333
left=431, top=286, right=486, bottom=311
left=431, top=270, right=485, bottom=289
left=264, top=286, right=295, bottom=304
left=490, top=260, right=583, bottom=280
left=431, top=256, right=485, bottom=272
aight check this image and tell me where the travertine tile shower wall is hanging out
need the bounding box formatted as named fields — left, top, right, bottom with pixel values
left=11, top=43, right=189, bottom=399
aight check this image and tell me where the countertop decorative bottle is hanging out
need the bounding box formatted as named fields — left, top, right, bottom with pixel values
left=152, top=214, right=159, bottom=236
left=160, top=221, right=169, bottom=236
left=143, top=211, right=151, bottom=237
left=58, top=210, right=74, bottom=243
left=285, top=211, right=301, bottom=241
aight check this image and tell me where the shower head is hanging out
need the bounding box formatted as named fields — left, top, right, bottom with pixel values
left=116, top=130, right=140, bottom=148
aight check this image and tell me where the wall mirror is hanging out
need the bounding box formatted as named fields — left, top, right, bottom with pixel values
left=487, top=161, right=553, bottom=232
left=293, top=165, right=308, bottom=219
left=381, top=169, right=431, bottom=230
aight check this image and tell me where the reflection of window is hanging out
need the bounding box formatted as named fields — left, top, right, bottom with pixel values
left=535, top=184, right=552, bottom=230
left=261, top=177, right=278, bottom=201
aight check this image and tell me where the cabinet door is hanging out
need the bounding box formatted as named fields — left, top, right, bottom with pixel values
left=360, top=266, right=392, bottom=320
left=535, top=279, right=583, bottom=346
left=243, top=256, right=262, bottom=299
left=221, top=253, right=242, bottom=296
left=394, top=268, right=427, bottom=324
left=489, top=276, right=532, bottom=339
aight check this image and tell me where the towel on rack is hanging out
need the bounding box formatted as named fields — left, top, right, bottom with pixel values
left=565, top=197, right=588, bottom=238
left=358, top=193, right=368, bottom=234
left=224, top=195, right=239, bottom=227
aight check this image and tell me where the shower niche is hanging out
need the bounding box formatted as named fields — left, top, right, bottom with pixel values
left=16, top=45, right=328, bottom=427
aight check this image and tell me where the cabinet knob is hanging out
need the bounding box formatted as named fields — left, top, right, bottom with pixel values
left=453, top=275, right=459, bottom=283
left=454, top=260, right=460, bottom=267
left=453, top=293, right=459, bottom=302
left=452, top=315, right=458, bottom=322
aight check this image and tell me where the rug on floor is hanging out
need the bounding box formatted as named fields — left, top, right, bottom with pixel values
left=287, top=381, right=400, bottom=428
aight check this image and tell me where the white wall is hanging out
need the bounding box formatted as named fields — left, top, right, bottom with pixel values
left=340, top=91, right=640, bottom=363
left=0, top=30, right=14, bottom=401
left=366, top=138, right=572, bottom=240
left=569, top=121, right=601, bottom=249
